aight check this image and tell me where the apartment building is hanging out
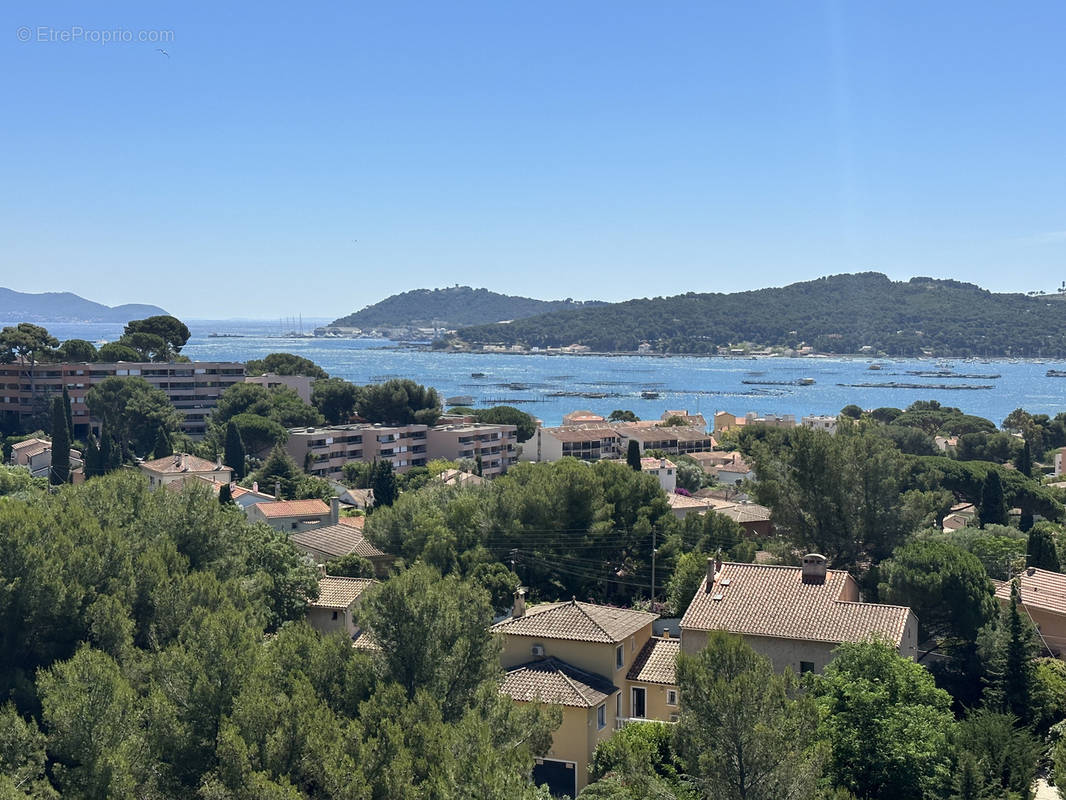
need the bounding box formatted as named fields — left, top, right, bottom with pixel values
left=0, top=361, right=245, bottom=438
left=522, top=426, right=624, bottom=463
left=286, top=421, right=518, bottom=480
left=285, top=424, right=430, bottom=478
left=426, top=422, right=518, bottom=478
left=615, top=424, right=713, bottom=456
left=244, top=373, right=315, bottom=403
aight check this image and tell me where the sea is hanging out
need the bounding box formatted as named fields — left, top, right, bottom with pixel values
left=13, top=318, right=1066, bottom=427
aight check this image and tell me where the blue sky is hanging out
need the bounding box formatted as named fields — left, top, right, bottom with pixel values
left=2, top=1, right=1064, bottom=318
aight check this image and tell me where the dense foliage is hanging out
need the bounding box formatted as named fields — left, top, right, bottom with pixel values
left=453, top=273, right=1066, bottom=355
left=331, top=286, right=604, bottom=329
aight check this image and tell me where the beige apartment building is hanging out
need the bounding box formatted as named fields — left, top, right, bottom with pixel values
left=244, top=373, right=315, bottom=403
left=286, top=421, right=518, bottom=480
left=0, top=360, right=244, bottom=438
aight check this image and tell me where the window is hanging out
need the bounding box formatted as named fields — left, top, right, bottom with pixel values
left=616, top=644, right=624, bottom=669
left=667, top=689, right=678, bottom=706
left=800, top=661, right=815, bottom=674
left=331, top=611, right=338, bottom=620
left=669, top=713, right=680, bottom=723
left=616, top=693, right=622, bottom=718
left=597, top=704, right=606, bottom=730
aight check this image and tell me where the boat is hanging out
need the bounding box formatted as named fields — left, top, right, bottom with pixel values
left=1048, top=370, right=1066, bottom=378
left=798, top=377, right=815, bottom=385
left=868, top=363, right=883, bottom=370
left=470, top=372, right=487, bottom=378
left=641, top=391, right=660, bottom=399
left=446, top=395, right=475, bottom=406
left=208, top=332, right=245, bottom=338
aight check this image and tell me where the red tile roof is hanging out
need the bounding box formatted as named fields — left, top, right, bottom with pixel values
left=491, top=600, right=657, bottom=643
left=500, top=657, right=618, bottom=708
left=995, top=569, right=1066, bottom=617
left=681, top=562, right=912, bottom=646
left=141, top=453, right=231, bottom=474
left=309, top=576, right=377, bottom=609
left=290, top=523, right=386, bottom=560
left=255, top=499, right=330, bottom=519
left=626, top=637, right=680, bottom=685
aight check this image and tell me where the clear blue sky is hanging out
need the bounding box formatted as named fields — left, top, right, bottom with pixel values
left=2, top=1, right=1064, bottom=318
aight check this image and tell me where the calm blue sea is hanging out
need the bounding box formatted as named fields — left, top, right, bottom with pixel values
left=11, top=318, right=1066, bottom=427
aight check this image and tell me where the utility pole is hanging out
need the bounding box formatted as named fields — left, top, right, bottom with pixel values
left=650, top=528, right=656, bottom=604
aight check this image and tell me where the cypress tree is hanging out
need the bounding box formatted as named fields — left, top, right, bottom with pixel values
left=218, top=483, right=234, bottom=506
left=50, top=396, right=71, bottom=485
left=153, top=425, right=173, bottom=459
left=224, top=420, right=246, bottom=481
left=979, top=471, right=1008, bottom=528
left=1026, top=526, right=1060, bottom=572
left=61, top=386, right=73, bottom=439
left=1002, top=581, right=1034, bottom=722
left=84, top=435, right=101, bottom=477
left=626, top=439, right=642, bottom=471
left=1016, top=440, right=1032, bottom=478
left=371, top=460, right=397, bottom=508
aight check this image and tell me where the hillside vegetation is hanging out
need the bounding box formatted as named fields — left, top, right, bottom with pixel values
left=0, top=288, right=167, bottom=323
left=451, top=273, right=1066, bottom=356
left=330, top=286, right=603, bottom=329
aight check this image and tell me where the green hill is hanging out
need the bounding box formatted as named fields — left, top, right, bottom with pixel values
left=451, top=273, right=1066, bottom=356
left=330, top=286, right=603, bottom=329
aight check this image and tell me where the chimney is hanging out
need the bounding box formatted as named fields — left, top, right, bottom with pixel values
left=330, top=497, right=340, bottom=525
left=706, top=556, right=723, bottom=592
left=660, top=459, right=667, bottom=469
left=316, top=563, right=327, bottom=577
left=274, top=480, right=281, bottom=500
left=252, top=481, right=259, bottom=493
left=801, top=553, right=827, bottom=585
left=512, top=587, right=526, bottom=618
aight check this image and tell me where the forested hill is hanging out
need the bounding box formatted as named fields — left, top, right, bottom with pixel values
left=452, top=273, right=1066, bottom=356
left=330, top=286, right=604, bottom=328
left=0, top=288, right=167, bottom=323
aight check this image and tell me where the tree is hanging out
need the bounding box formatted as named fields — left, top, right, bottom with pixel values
left=38, top=645, right=139, bottom=800
left=123, top=315, right=191, bottom=359
left=244, top=352, right=328, bottom=378
left=665, top=551, right=709, bottom=616
left=357, top=564, right=501, bottom=721
left=983, top=582, right=1037, bottom=722
left=609, top=410, right=640, bottom=423
left=246, top=446, right=300, bottom=499
left=979, top=470, right=1008, bottom=528
left=229, top=413, right=286, bottom=457
left=218, top=482, right=234, bottom=506
left=325, top=552, right=374, bottom=578
left=50, top=396, right=71, bottom=485
left=1026, top=523, right=1060, bottom=572
left=587, top=721, right=687, bottom=798
left=475, top=405, right=537, bottom=442
left=96, top=342, right=143, bottom=362
left=62, top=385, right=73, bottom=438
left=0, top=703, right=56, bottom=798
left=840, top=404, right=863, bottom=419
left=627, top=439, right=642, bottom=471
left=311, top=377, right=361, bottom=424
left=358, top=378, right=442, bottom=426
left=85, top=376, right=182, bottom=461
left=0, top=324, right=59, bottom=419
left=674, top=631, right=821, bottom=800
left=878, top=539, right=996, bottom=645
left=1015, top=439, right=1032, bottom=477
left=371, top=459, right=398, bottom=508
left=224, top=420, right=246, bottom=480
left=812, top=639, right=955, bottom=800
left=57, top=338, right=98, bottom=362
left=153, top=425, right=173, bottom=459
left=954, top=709, right=1041, bottom=798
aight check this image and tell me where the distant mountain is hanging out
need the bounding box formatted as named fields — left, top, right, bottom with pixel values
left=0, top=288, right=168, bottom=323
left=330, top=287, right=605, bottom=329
left=451, top=273, right=1066, bottom=357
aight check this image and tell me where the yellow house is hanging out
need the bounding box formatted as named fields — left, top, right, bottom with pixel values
left=492, top=596, right=676, bottom=796
left=305, top=575, right=377, bottom=639
left=995, top=568, right=1066, bottom=657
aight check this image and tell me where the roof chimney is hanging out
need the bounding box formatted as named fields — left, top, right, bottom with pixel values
left=801, top=553, right=827, bottom=585
left=252, top=481, right=259, bottom=493
left=330, top=497, right=340, bottom=525
left=705, top=556, right=722, bottom=592
left=512, top=587, right=526, bottom=618
left=660, top=458, right=667, bottom=469
left=274, top=480, right=281, bottom=500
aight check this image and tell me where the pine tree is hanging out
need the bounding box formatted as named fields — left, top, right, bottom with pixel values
left=224, top=420, right=246, bottom=481
left=979, top=471, right=1008, bottom=528
left=953, top=751, right=982, bottom=800
left=61, top=385, right=73, bottom=439
left=153, top=425, right=172, bottom=459
left=50, top=396, right=71, bottom=485
left=627, top=439, right=642, bottom=471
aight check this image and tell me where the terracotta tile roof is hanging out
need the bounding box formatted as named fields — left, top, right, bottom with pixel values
left=995, top=569, right=1066, bottom=617
left=290, top=523, right=386, bottom=560
left=667, top=494, right=713, bottom=510
left=255, top=499, right=330, bottom=518
left=714, top=503, right=772, bottom=524
left=12, top=437, right=49, bottom=451
left=337, top=516, right=366, bottom=530
left=491, top=600, right=657, bottom=643
left=543, top=426, right=621, bottom=443
left=141, top=453, right=230, bottom=474
left=680, top=562, right=912, bottom=646
left=439, top=468, right=484, bottom=487
left=626, top=637, right=680, bottom=685
left=641, top=458, right=676, bottom=470
left=18, top=443, right=50, bottom=459
left=500, top=657, right=618, bottom=708
left=616, top=425, right=712, bottom=443
left=309, top=576, right=377, bottom=609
